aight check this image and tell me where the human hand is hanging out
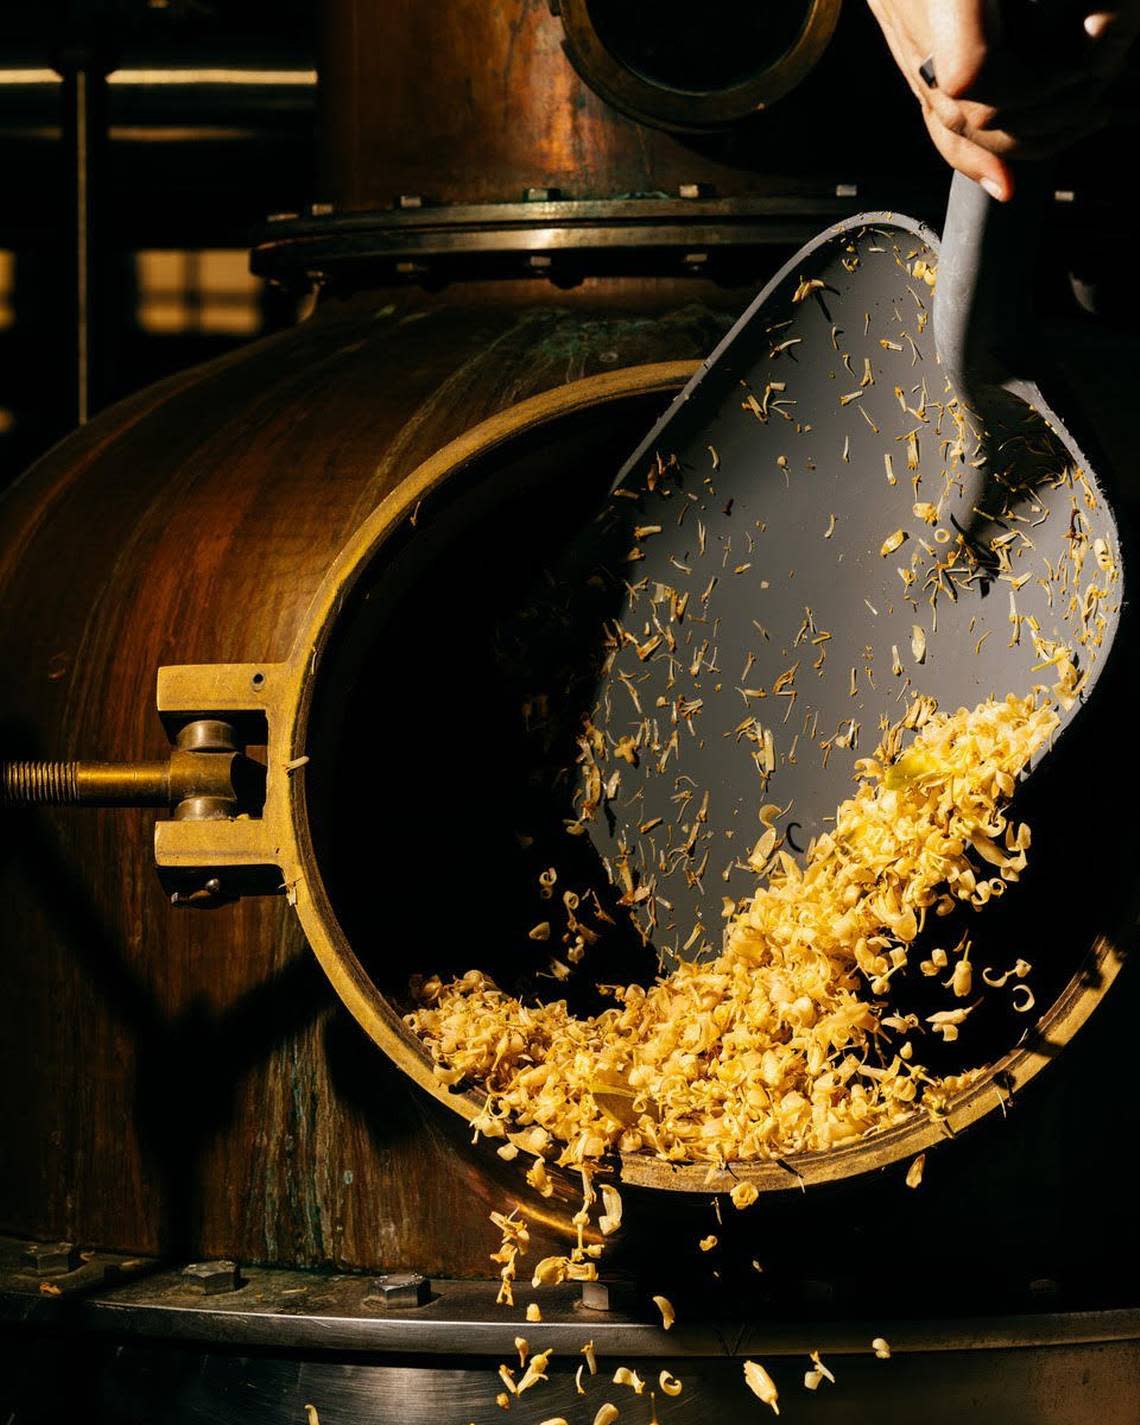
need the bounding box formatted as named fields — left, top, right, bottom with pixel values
left=866, top=0, right=1140, bottom=198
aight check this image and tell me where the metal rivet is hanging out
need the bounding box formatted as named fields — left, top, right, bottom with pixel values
left=365, top=1271, right=431, bottom=1309
left=182, top=1260, right=242, bottom=1295
left=22, top=1241, right=80, bottom=1276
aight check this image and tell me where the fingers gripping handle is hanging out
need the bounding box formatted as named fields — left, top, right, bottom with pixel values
left=926, top=0, right=1084, bottom=406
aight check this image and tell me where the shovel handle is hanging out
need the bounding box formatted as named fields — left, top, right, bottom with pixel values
left=927, top=0, right=1089, bottom=405
left=932, top=165, right=1051, bottom=405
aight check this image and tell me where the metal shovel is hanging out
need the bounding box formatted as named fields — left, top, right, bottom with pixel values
left=551, top=173, right=1125, bottom=967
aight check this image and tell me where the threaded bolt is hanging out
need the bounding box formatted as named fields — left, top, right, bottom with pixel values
left=1, top=761, right=81, bottom=805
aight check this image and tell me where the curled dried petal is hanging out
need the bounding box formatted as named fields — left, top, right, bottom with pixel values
left=730, top=1181, right=760, bottom=1211
left=518, top=1349, right=553, bottom=1395
left=808, top=1350, right=835, bottom=1385
left=743, top=1360, right=780, bottom=1414
left=659, top=1371, right=683, bottom=1397
left=532, top=1256, right=569, bottom=1287
left=793, top=277, right=826, bottom=303
left=599, top=1183, right=623, bottom=1237
left=526, top=1159, right=554, bottom=1199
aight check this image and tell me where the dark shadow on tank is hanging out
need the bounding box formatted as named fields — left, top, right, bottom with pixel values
left=321, top=1007, right=586, bottom=1257
left=0, top=751, right=333, bottom=1268
left=305, top=395, right=677, bottom=1017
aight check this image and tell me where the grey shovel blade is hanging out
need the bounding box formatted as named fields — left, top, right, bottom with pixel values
left=562, top=212, right=1123, bottom=966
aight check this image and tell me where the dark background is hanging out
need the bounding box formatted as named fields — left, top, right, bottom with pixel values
left=0, top=2, right=1137, bottom=497
left=0, top=1, right=317, bottom=489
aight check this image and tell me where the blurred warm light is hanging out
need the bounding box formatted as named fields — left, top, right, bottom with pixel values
left=136, top=250, right=261, bottom=335
left=111, top=69, right=317, bottom=86
left=0, top=70, right=61, bottom=85
left=0, top=251, right=12, bottom=331
left=0, top=68, right=316, bottom=87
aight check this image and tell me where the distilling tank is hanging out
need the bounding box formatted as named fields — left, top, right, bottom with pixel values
left=1, top=3, right=1138, bottom=1421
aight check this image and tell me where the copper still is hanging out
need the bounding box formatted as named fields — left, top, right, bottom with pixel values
left=1, top=2, right=1138, bottom=1421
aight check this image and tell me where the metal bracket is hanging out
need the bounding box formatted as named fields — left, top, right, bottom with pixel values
left=0, top=661, right=291, bottom=909
left=154, top=662, right=288, bottom=905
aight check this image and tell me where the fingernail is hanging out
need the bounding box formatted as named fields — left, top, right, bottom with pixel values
left=980, top=177, right=1004, bottom=201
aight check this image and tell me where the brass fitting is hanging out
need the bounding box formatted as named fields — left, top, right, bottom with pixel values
left=1, top=719, right=261, bottom=822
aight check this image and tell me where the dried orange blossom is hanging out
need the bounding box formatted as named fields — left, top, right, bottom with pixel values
left=408, top=694, right=1057, bottom=1168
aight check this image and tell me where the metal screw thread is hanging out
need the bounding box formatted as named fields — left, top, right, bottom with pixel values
left=1, top=761, right=81, bottom=806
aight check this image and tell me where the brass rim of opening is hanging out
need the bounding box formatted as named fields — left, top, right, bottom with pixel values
left=273, top=360, right=1124, bottom=1195
left=557, top=0, right=843, bottom=132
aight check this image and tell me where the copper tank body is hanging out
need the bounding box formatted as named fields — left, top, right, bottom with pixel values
left=316, top=0, right=923, bottom=209
left=0, top=0, right=1137, bottom=1319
